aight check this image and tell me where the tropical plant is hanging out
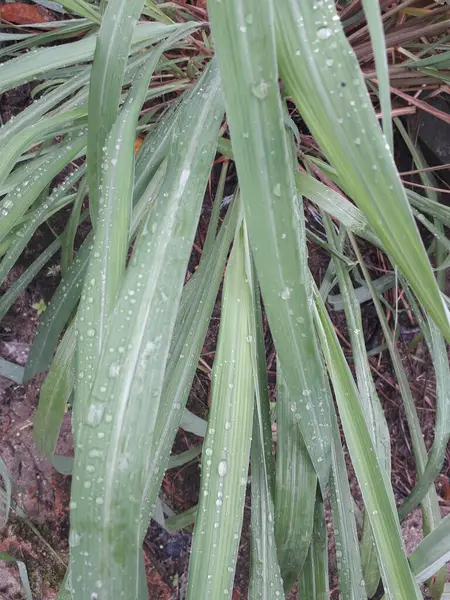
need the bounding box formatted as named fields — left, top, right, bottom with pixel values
left=1, top=0, right=450, bottom=599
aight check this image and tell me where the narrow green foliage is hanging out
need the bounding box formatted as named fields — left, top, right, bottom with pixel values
left=69, top=60, right=224, bottom=600
left=275, top=0, right=450, bottom=342
left=313, top=281, right=422, bottom=600
left=207, top=0, right=331, bottom=488
left=0, top=134, right=87, bottom=245
left=187, top=222, right=254, bottom=600
left=86, top=0, right=146, bottom=220
left=298, top=493, right=329, bottom=599
left=410, top=514, right=450, bottom=583
left=248, top=233, right=284, bottom=600
left=142, top=198, right=239, bottom=531
left=274, top=364, right=316, bottom=592
left=74, top=41, right=171, bottom=424
left=33, top=322, right=75, bottom=457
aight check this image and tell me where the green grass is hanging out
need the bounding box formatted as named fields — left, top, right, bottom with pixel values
left=0, top=1, right=450, bottom=599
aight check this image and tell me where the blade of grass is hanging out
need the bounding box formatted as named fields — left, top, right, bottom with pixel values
left=409, top=513, right=450, bottom=583
left=207, top=0, right=331, bottom=488
left=0, top=358, right=24, bottom=384
left=348, top=240, right=445, bottom=548
left=201, top=160, right=228, bottom=262
left=0, top=458, right=12, bottom=528
left=24, top=156, right=167, bottom=381
left=24, top=234, right=92, bottom=380
left=274, top=363, right=316, bottom=592
left=69, top=59, right=224, bottom=600
left=60, top=176, right=88, bottom=276
left=33, top=321, right=75, bottom=457
left=0, top=108, right=86, bottom=190
left=360, top=0, right=393, bottom=149
left=142, top=197, right=239, bottom=525
left=275, top=0, right=450, bottom=342
left=86, top=0, right=146, bottom=222
left=248, top=222, right=284, bottom=600
left=399, top=310, right=450, bottom=519
left=312, top=280, right=422, bottom=600
left=74, top=38, right=173, bottom=422
left=187, top=220, right=254, bottom=600
left=329, top=409, right=367, bottom=600
left=298, top=491, right=329, bottom=600
left=0, top=22, right=186, bottom=94
left=0, top=237, right=61, bottom=322
left=0, top=166, right=85, bottom=287
left=56, top=0, right=101, bottom=22
left=0, top=133, right=87, bottom=245
left=323, top=217, right=390, bottom=595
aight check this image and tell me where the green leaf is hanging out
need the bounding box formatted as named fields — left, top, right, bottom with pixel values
left=0, top=165, right=85, bottom=288
left=57, top=0, right=102, bottom=23
left=34, top=322, right=75, bottom=457
left=298, top=492, right=329, bottom=599
left=0, top=458, right=12, bottom=527
left=0, top=358, right=24, bottom=384
left=0, top=237, right=61, bottom=322
left=0, top=107, right=86, bottom=190
left=275, top=0, right=450, bottom=342
left=248, top=223, right=284, bottom=600
left=274, top=364, right=316, bottom=592
left=312, top=280, right=422, bottom=600
left=143, top=196, right=239, bottom=525
left=0, top=133, right=87, bottom=245
left=360, top=0, right=393, bottom=149
left=69, top=59, right=224, bottom=600
left=187, top=221, right=254, bottom=600
left=329, top=411, right=366, bottom=599
left=167, top=447, right=201, bottom=470
left=52, top=455, right=74, bottom=476
left=0, top=22, right=185, bottom=94
left=409, top=513, right=450, bottom=583
left=86, top=0, right=146, bottom=221
left=24, top=235, right=92, bottom=380
left=207, top=0, right=331, bottom=489
left=74, top=39, right=172, bottom=419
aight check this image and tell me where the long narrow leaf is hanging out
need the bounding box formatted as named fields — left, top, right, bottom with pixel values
left=33, top=322, right=75, bottom=457
left=187, top=221, right=254, bottom=600
left=274, top=364, right=316, bottom=592
left=74, top=40, right=172, bottom=423
left=69, top=60, right=224, bottom=600
left=207, top=0, right=331, bottom=488
left=312, top=281, right=422, bottom=600
left=275, top=0, right=450, bottom=342
left=248, top=231, right=284, bottom=600
left=298, top=492, right=329, bottom=600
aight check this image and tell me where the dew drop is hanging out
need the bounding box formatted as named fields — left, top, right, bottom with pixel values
left=252, top=80, right=269, bottom=100
left=69, top=529, right=81, bottom=547
left=108, top=362, right=120, bottom=378
left=218, top=460, right=228, bottom=477
left=86, top=403, right=106, bottom=427
left=317, top=27, right=332, bottom=40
